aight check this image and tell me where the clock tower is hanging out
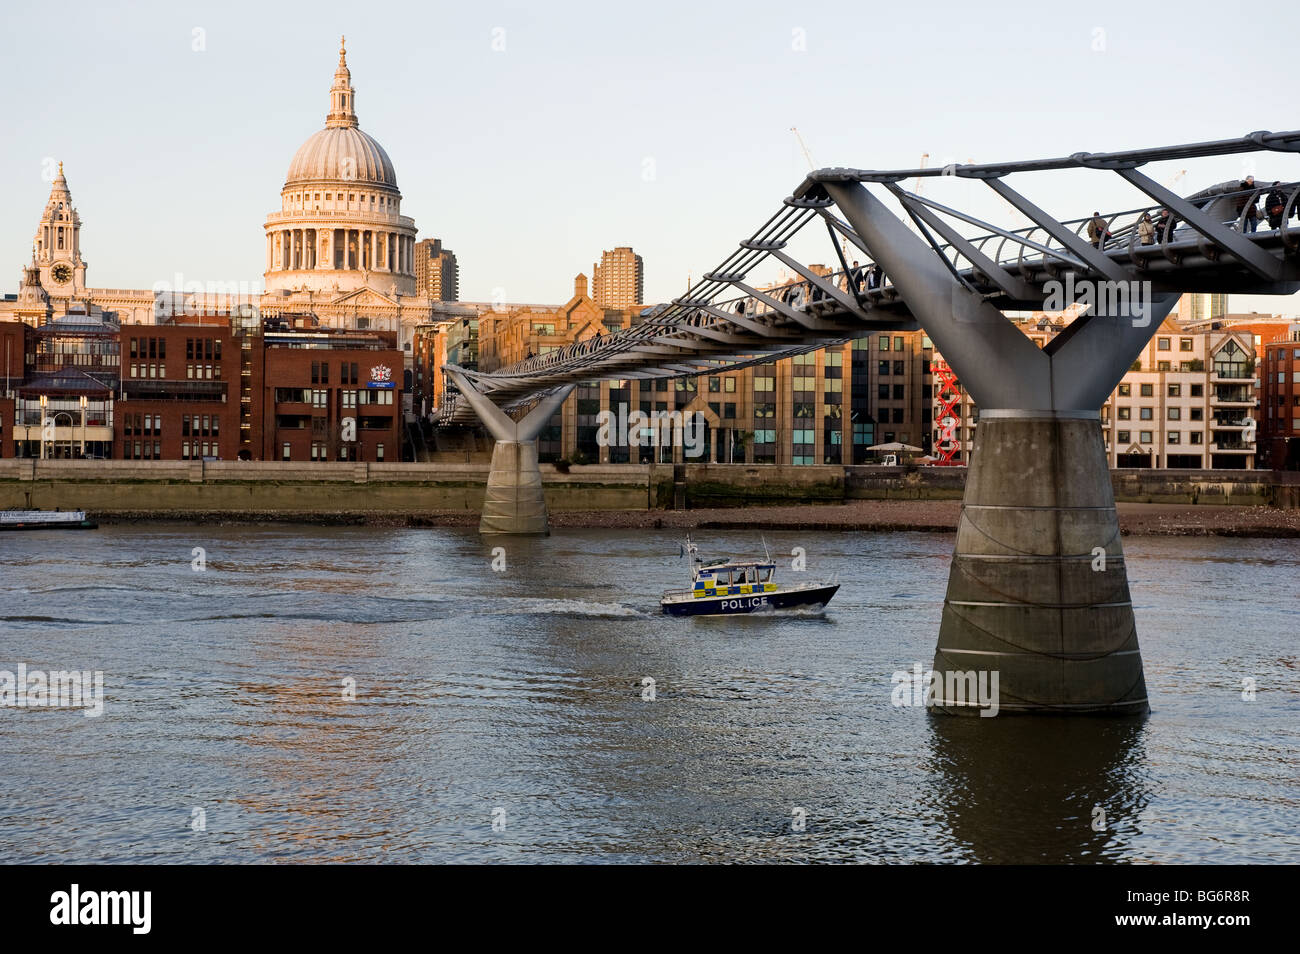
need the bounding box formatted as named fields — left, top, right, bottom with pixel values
left=34, top=161, right=88, bottom=298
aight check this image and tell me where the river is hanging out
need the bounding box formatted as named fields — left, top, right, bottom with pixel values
left=1, top=524, right=1296, bottom=863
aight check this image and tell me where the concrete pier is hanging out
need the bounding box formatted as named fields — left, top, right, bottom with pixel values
left=935, top=413, right=1145, bottom=714
left=481, top=440, right=549, bottom=535
left=444, top=369, right=574, bottom=535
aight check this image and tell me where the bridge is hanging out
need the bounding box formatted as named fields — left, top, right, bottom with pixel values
left=443, top=129, right=1300, bottom=716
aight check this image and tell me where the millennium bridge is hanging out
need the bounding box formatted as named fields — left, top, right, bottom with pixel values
left=441, top=130, right=1300, bottom=716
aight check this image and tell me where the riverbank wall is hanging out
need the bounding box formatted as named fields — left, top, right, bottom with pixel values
left=1, top=460, right=1297, bottom=516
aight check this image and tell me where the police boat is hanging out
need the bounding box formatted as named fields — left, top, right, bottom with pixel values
left=660, top=536, right=839, bottom=617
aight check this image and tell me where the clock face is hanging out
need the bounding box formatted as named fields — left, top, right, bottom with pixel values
left=50, top=263, right=72, bottom=285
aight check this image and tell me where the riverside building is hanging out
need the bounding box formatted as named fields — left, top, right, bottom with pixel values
left=932, top=305, right=1262, bottom=470
left=0, top=313, right=402, bottom=461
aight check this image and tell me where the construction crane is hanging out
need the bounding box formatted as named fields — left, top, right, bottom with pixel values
left=914, top=153, right=930, bottom=196
left=791, top=127, right=816, bottom=171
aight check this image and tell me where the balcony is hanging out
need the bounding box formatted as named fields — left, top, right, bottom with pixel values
left=263, top=210, right=416, bottom=230
left=1210, top=389, right=1256, bottom=408
left=122, top=380, right=227, bottom=401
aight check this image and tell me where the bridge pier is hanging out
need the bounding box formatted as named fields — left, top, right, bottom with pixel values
left=445, top=370, right=573, bottom=535
left=824, top=179, right=1179, bottom=715
left=939, top=412, right=1144, bottom=714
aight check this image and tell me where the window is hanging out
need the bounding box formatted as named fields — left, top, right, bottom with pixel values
left=878, top=361, right=890, bottom=376
left=1157, top=361, right=1171, bottom=372
left=878, top=384, right=889, bottom=400
left=724, top=378, right=736, bottom=393
left=1190, top=408, right=1203, bottom=421
left=1140, top=407, right=1153, bottom=420
left=879, top=336, right=889, bottom=351
left=1157, top=338, right=1170, bottom=350
left=1140, top=431, right=1153, bottom=443
left=1191, top=384, right=1203, bottom=397
left=1168, top=432, right=1180, bottom=444
left=1190, top=432, right=1202, bottom=445
left=893, top=384, right=904, bottom=400
left=1168, top=407, right=1180, bottom=420
left=893, top=361, right=905, bottom=376
left=282, top=443, right=291, bottom=460
left=894, top=336, right=904, bottom=352
left=708, top=377, right=720, bottom=392
left=1168, top=384, right=1181, bottom=397
left=1140, top=384, right=1153, bottom=397
left=1117, top=407, right=1131, bottom=420
left=1180, top=338, right=1193, bottom=351
left=1118, top=384, right=1131, bottom=397
left=1117, top=430, right=1130, bottom=443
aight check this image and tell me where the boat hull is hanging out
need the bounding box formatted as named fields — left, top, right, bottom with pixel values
left=661, top=584, right=839, bottom=617
left=0, top=519, right=98, bottom=531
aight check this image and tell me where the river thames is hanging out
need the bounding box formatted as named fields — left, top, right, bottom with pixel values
left=1, top=524, right=1296, bottom=863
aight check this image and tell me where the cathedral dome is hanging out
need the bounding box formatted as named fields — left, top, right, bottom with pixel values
left=285, top=126, right=397, bottom=191
left=282, top=36, right=399, bottom=193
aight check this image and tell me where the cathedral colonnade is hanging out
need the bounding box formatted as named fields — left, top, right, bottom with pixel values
left=266, top=228, right=414, bottom=275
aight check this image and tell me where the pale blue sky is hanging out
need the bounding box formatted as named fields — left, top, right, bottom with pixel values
left=2, top=0, right=1296, bottom=314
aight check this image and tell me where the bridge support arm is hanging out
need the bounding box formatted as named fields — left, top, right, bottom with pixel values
left=822, top=180, right=1051, bottom=409
left=445, top=368, right=574, bottom=535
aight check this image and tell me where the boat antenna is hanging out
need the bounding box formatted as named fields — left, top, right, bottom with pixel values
left=762, top=535, right=771, bottom=562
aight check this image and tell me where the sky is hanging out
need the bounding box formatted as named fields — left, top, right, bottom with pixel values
left=1, top=0, right=1297, bottom=315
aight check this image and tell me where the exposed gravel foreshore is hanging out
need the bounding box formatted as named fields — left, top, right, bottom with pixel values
left=90, top=500, right=1300, bottom=536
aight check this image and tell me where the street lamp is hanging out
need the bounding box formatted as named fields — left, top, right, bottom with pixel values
left=80, top=395, right=88, bottom=458
left=39, top=394, right=48, bottom=460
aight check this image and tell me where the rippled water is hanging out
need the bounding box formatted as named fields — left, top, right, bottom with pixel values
left=0, top=524, right=1296, bottom=863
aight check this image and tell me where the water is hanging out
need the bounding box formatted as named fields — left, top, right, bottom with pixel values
left=0, top=524, right=1296, bottom=863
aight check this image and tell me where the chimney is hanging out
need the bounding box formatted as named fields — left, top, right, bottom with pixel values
left=574, top=273, right=588, bottom=299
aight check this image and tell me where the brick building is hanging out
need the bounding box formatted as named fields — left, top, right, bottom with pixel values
left=1261, top=323, right=1300, bottom=469
left=0, top=311, right=403, bottom=461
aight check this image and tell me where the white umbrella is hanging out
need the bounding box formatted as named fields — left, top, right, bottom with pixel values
left=866, top=441, right=923, bottom=452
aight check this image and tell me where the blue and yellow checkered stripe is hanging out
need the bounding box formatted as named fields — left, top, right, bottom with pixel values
left=693, top=582, right=778, bottom=598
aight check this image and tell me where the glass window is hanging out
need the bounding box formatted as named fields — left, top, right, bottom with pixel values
left=1157, top=338, right=1170, bottom=350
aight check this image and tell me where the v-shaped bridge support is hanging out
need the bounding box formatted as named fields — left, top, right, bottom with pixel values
left=446, top=369, right=574, bottom=535
left=825, top=181, right=1179, bottom=716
